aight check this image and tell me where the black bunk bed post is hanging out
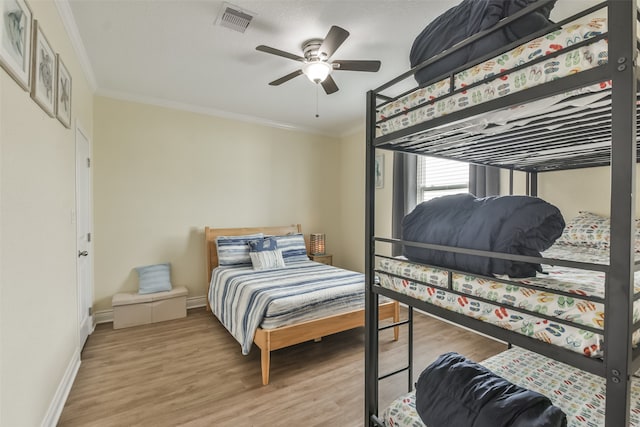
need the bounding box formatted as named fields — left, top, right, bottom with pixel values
left=509, top=170, right=514, bottom=195
left=365, top=90, right=379, bottom=426
left=606, top=0, right=637, bottom=425
left=530, top=172, right=537, bottom=197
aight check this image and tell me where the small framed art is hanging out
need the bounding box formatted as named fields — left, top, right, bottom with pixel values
left=375, top=154, right=384, bottom=189
left=0, top=0, right=33, bottom=90
left=30, top=20, right=56, bottom=117
left=56, top=54, right=71, bottom=128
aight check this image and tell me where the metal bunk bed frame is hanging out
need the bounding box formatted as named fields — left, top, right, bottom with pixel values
left=364, top=1, right=638, bottom=426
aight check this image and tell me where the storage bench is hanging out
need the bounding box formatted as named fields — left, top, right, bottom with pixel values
left=112, top=286, right=188, bottom=329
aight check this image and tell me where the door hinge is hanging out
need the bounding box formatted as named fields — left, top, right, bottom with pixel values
left=87, top=232, right=91, bottom=242
left=88, top=307, right=93, bottom=316
left=87, top=158, right=91, bottom=168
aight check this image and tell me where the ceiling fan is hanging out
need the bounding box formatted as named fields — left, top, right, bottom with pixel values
left=256, top=25, right=381, bottom=95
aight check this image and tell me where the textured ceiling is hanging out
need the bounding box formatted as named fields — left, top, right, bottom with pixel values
left=67, top=0, right=598, bottom=136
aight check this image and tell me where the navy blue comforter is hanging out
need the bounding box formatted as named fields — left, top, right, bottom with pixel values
left=410, top=0, right=556, bottom=85
left=415, top=352, right=567, bottom=427
left=402, top=194, right=564, bottom=278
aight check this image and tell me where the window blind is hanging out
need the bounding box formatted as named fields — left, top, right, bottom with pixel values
left=417, top=156, right=469, bottom=202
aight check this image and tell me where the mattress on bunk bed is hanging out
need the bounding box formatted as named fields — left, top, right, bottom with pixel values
left=382, top=346, right=640, bottom=427
left=376, top=243, right=640, bottom=358
left=208, top=261, right=366, bottom=355
left=377, top=14, right=608, bottom=136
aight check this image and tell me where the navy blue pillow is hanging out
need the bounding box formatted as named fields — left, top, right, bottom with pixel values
left=247, top=237, right=278, bottom=252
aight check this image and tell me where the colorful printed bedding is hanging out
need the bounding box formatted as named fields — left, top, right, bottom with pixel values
left=376, top=243, right=640, bottom=358
left=382, top=346, right=640, bottom=427
left=208, top=261, right=366, bottom=355
left=377, top=14, right=608, bottom=136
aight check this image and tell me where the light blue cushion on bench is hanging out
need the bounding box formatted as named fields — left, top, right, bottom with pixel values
left=136, top=263, right=172, bottom=294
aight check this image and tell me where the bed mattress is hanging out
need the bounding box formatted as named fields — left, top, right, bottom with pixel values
left=377, top=14, right=608, bottom=136
left=208, top=261, right=367, bottom=354
left=382, top=346, right=640, bottom=427
left=376, top=244, right=640, bottom=358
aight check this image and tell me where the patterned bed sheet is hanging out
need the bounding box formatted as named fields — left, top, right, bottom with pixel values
left=382, top=346, right=640, bottom=427
left=377, top=14, right=608, bottom=136
left=209, top=261, right=368, bottom=355
left=376, top=243, right=640, bottom=358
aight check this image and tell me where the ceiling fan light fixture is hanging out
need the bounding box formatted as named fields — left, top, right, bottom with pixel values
left=302, top=61, right=332, bottom=83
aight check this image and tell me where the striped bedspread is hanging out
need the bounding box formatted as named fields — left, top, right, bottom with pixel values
left=208, top=261, right=365, bottom=355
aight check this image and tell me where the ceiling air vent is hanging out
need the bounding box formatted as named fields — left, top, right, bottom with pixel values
left=216, top=2, right=255, bottom=33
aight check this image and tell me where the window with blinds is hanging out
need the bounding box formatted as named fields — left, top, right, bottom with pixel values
left=417, top=156, right=469, bottom=203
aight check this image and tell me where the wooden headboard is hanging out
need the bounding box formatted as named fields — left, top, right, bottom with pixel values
left=204, top=224, right=303, bottom=283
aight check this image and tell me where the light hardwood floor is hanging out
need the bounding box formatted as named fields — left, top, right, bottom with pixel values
left=58, top=307, right=506, bottom=427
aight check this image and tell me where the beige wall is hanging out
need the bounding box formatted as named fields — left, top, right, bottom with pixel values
left=337, top=130, right=365, bottom=272
left=93, top=97, right=341, bottom=310
left=502, top=167, right=640, bottom=221
left=337, top=128, right=393, bottom=273
left=0, top=1, right=94, bottom=425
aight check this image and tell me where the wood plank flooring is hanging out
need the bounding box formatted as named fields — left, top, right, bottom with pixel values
left=58, top=307, right=506, bottom=427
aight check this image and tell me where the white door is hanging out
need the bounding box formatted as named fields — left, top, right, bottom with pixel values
left=76, top=125, right=93, bottom=349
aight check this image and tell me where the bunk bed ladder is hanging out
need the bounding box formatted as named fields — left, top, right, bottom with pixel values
left=377, top=307, right=414, bottom=390
left=369, top=307, right=414, bottom=427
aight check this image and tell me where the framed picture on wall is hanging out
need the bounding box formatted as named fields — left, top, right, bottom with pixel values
left=0, top=0, right=33, bottom=90
left=55, top=54, right=71, bottom=128
left=375, top=154, right=384, bottom=189
left=30, top=20, right=56, bottom=117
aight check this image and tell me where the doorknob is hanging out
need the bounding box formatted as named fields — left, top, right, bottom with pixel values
left=78, top=250, right=89, bottom=257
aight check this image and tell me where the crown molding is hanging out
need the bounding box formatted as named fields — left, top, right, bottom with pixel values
left=54, top=0, right=97, bottom=91
left=54, top=0, right=354, bottom=138
left=340, top=122, right=365, bottom=139
left=96, top=88, right=338, bottom=137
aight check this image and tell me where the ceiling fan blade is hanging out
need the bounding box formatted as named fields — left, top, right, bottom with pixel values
left=321, top=75, right=339, bottom=94
left=269, top=69, right=303, bottom=86
left=318, top=26, right=350, bottom=59
left=256, top=45, right=305, bottom=62
left=332, top=60, right=381, bottom=72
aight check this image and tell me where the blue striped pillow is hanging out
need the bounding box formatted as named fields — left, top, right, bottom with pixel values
left=273, top=233, right=309, bottom=263
left=136, top=263, right=172, bottom=294
left=216, top=233, right=264, bottom=266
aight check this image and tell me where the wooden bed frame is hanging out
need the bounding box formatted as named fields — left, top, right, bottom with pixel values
left=205, top=224, right=399, bottom=385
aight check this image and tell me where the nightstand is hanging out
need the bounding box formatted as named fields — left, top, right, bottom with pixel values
left=309, top=254, right=332, bottom=265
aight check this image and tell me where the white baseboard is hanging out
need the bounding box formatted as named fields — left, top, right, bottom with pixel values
left=41, top=348, right=81, bottom=427
left=94, top=308, right=113, bottom=324
left=94, top=295, right=207, bottom=324
left=187, top=295, right=207, bottom=309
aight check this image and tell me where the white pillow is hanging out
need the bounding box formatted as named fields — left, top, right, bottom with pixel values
left=250, top=249, right=286, bottom=270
